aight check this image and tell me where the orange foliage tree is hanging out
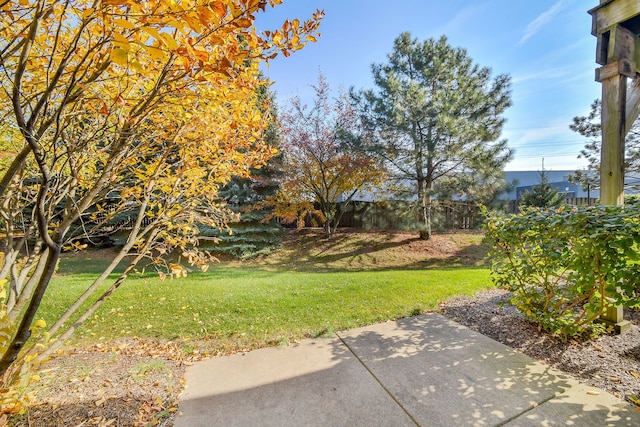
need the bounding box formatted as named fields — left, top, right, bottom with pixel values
left=273, top=75, right=386, bottom=237
left=0, top=0, right=322, bottom=385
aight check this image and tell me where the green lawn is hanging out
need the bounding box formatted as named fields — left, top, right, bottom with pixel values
left=41, top=260, right=491, bottom=353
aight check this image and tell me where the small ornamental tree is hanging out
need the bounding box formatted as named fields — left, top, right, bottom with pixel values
left=275, top=74, right=386, bottom=237
left=0, top=0, right=322, bottom=387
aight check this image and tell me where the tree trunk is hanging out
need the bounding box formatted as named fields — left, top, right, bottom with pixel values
left=417, top=178, right=432, bottom=240
left=38, top=248, right=149, bottom=360
left=0, top=245, right=60, bottom=377
left=323, top=219, right=332, bottom=238
left=320, top=201, right=334, bottom=238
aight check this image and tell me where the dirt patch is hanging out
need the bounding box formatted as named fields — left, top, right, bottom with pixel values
left=14, top=339, right=206, bottom=427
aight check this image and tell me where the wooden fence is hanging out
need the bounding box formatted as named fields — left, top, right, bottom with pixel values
left=336, top=201, right=483, bottom=231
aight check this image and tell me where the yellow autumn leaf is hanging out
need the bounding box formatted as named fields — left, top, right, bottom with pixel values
left=113, top=18, right=135, bottom=30
left=110, top=47, right=128, bottom=66
left=235, top=17, right=252, bottom=28
left=32, top=319, right=46, bottom=329
left=143, top=44, right=166, bottom=61
left=272, top=33, right=283, bottom=45
left=131, top=60, right=143, bottom=72
left=141, top=26, right=162, bottom=41
left=112, top=31, right=130, bottom=51
left=183, top=14, right=203, bottom=33
left=159, top=32, right=180, bottom=50
left=82, top=8, right=95, bottom=19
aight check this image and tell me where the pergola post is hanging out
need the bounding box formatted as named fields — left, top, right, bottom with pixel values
left=589, top=0, right=640, bottom=332
left=596, top=60, right=629, bottom=206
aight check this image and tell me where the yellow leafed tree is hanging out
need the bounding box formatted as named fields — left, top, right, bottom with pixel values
left=0, top=0, right=322, bottom=399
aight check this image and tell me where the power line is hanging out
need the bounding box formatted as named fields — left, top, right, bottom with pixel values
left=511, top=140, right=587, bottom=147
left=503, top=125, right=569, bottom=131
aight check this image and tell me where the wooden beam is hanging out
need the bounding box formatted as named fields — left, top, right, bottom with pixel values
left=596, top=58, right=636, bottom=79
left=590, top=0, right=640, bottom=36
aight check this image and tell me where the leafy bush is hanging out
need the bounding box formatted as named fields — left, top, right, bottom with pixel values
left=484, top=205, right=640, bottom=336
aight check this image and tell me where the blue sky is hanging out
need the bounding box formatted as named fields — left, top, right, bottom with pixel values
left=254, top=0, right=602, bottom=171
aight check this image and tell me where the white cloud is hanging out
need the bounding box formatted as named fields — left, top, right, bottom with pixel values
left=437, top=4, right=489, bottom=35
left=512, top=65, right=574, bottom=84
left=505, top=121, right=570, bottom=149
left=518, top=0, right=570, bottom=46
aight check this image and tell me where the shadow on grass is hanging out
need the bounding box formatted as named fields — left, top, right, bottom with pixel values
left=276, top=229, right=414, bottom=262
left=259, top=244, right=490, bottom=273
left=403, top=242, right=491, bottom=269
left=55, top=229, right=490, bottom=276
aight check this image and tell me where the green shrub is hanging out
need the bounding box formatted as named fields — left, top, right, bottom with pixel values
left=484, top=205, right=640, bottom=336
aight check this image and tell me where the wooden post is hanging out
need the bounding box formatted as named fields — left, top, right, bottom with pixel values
left=596, top=60, right=629, bottom=206
left=588, top=0, right=640, bottom=333
left=596, top=63, right=631, bottom=331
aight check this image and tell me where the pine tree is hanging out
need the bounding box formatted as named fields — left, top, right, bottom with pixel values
left=571, top=99, right=640, bottom=181
left=352, top=33, right=512, bottom=239
left=519, top=169, right=564, bottom=209
left=199, top=80, right=285, bottom=258
left=211, top=163, right=285, bottom=258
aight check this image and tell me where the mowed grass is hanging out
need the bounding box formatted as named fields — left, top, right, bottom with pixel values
left=39, top=230, right=493, bottom=353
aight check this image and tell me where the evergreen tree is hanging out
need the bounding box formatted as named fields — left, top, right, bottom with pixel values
left=352, top=33, right=512, bottom=239
left=199, top=80, right=285, bottom=258
left=519, top=169, right=564, bottom=209
left=212, top=161, right=285, bottom=258
left=570, top=99, right=640, bottom=185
